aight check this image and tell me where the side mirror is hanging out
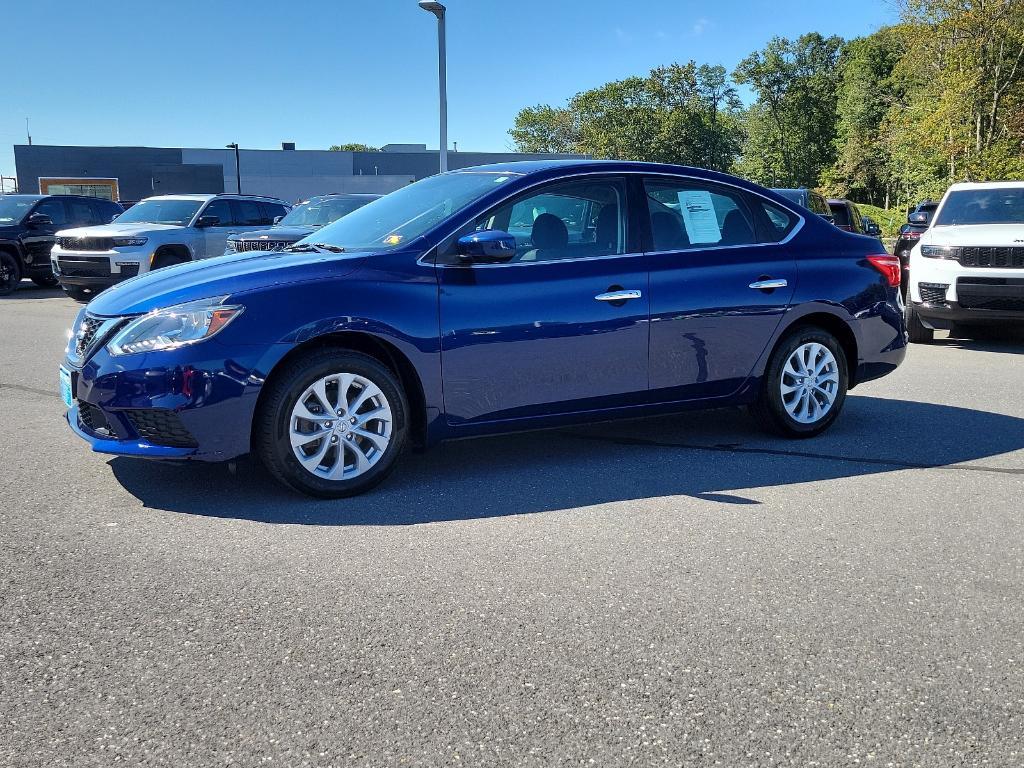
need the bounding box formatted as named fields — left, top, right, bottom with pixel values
left=908, top=212, right=929, bottom=225
left=456, top=230, right=517, bottom=263
left=27, top=212, right=53, bottom=227
left=273, top=215, right=284, bottom=225
left=195, top=215, right=221, bottom=228
left=109, top=213, right=120, bottom=221
left=818, top=213, right=835, bottom=224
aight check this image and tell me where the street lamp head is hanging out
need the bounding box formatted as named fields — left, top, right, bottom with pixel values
left=226, top=143, right=238, bottom=149
left=418, top=0, right=445, bottom=18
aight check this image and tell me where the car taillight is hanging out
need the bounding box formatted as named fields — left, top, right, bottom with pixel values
left=866, top=254, right=901, bottom=287
left=904, top=231, right=921, bottom=239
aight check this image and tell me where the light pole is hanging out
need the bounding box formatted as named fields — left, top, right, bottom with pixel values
left=226, top=143, right=241, bottom=193
left=418, top=1, right=448, bottom=173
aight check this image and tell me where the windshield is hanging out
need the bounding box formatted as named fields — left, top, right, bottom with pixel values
left=281, top=197, right=375, bottom=228
left=935, top=188, right=1024, bottom=226
left=0, top=196, right=41, bottom=224
left=301, top=172, right=518, bottom=251
left=114, top=199, right=204, bottom=226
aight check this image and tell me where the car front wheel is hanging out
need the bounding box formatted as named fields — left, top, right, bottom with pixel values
left=752, top=328, right=848, bottom=438
left=0, top=252, right=21, bottom=295
left=254, top=349, right=408, bottom=498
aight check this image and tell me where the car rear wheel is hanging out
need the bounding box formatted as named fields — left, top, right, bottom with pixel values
left=254, top=349, right=408, bottom=498
left=751, top=328, right=848, bottom=438
left=904, top=299, right=934, bottom=343
left=0, top=252, right=21, bottom=295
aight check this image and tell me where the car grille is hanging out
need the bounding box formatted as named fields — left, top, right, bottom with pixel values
left=233, top=239, right=291, bottom=252
left=956, top=246, right=1024, bottom=268
left=75, top=316, right=106, bottom=357
left=57, top=236, right=114, bottom=251
left=957, top=277, right=1024, bottom=312
left=77, top=401, right=114, bottom=437
left=918, top=282, right=949, bottom=305
left=123, top=409, right=198, bottom=448
left=56, top=256, right=111, bottom=277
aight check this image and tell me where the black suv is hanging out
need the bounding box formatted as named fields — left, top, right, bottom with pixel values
left=225, top=193, right=380, bottom=254
left=0, top=194, right=123, bottom=295
left=893, top=200, right=938, bottom=297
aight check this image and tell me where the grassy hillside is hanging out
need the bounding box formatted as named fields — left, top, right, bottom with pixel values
left=857, top=203, right=907, bottom=240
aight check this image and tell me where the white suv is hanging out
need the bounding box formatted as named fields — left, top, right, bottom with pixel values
left=51, top=194, right=290, bottom=301
left=905, top=181, right=1024, bottom=342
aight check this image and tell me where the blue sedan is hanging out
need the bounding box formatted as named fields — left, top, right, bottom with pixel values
left=61, top=160, right=906, bottom=497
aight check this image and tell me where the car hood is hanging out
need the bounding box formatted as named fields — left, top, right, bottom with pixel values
left=921, top=223, right=1024, bottom=246
left=230, top=226, right=314, bottom=241
left=56, top=222, right=184, bottom=238
left=87, top=248, right=368, bottom=316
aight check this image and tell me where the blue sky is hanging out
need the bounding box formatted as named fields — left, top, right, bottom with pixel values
left=3, top=0, right=898, bottom=182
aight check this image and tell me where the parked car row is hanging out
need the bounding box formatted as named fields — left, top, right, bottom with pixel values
left=770, top=188, right=882, bottom=244
left=1, top=191, right=382, bottom=299
left=58, top=159, right=908, bottom=498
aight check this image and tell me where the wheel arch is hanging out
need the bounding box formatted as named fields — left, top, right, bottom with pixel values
left=770, top=310, right=861, bottom=388
left=253, top=330, right=429, bottom=450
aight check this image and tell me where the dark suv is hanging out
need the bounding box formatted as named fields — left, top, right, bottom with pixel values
left=893, top=200, right=938, bottom=297
left=225, top=193, right=380, bottom=254
left=0, top=194, right=122, bottom=295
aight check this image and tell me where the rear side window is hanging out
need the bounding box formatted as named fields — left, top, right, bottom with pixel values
left=809, top=192, right=829, bottom=216
left=758, top=201, right=797, bottom=241
left=234, top=199, right=266, bottom=226
left=829, top=203, right=851, bottom=228
left=67, top=199, right=94, bottom=225
left=261, top=202, right=288, bottom=222
left=644, top=178, right=757, bottom=251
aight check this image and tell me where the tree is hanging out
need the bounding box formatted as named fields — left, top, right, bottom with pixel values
left=733, top=33, right=845, bottom=187
left=329, top=143, right=378, bottom=152
left=509, top=62, right=744, bottom=171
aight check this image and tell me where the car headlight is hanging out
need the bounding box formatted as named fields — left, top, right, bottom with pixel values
left=225, top=239, right=238, bottom=252
left=920, top=245, right=960, bottom=259
left=112, top=237, right=148, bottom=247
left=106, top=296, right=243, bottom=355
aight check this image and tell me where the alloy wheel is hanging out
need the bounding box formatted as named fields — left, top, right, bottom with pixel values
left=289, top=372, right=393, bottom=480
left=780, top=342, right=839, bottom=424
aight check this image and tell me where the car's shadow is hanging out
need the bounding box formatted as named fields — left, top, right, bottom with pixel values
left=109, top=395, right=1024, bottom=526
left=936, top=326, right=1024, bottom=355
left=0, top=284, right=69, bottom=301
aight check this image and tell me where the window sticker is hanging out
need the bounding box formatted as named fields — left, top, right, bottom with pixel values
left=677, top=190, right=722, bottom=244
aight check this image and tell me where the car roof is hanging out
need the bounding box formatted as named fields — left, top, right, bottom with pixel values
left=450, top=158, right=742, bottom=177
left=139, top=193, right=287, bottom=203
left=946, top=180, right=1024, bottom=191
left=0, top=194, right=44, bottom=201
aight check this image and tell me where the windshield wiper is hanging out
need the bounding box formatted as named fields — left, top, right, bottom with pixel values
left=284, top=242, right=346, bottom=253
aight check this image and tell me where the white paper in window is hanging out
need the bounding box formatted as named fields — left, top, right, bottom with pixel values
left=677, top=190, right=721, bottom=244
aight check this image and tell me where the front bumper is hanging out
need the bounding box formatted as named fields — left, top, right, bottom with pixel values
left=915, top=299, right=1024, bottom=328
left=51, top=247, right=147, bottom=290
left=63, top=341, right=283, bottom=463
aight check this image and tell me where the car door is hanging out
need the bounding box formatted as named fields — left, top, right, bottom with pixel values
left=437, top=175, right=650, bottom=426
left=199, top=199, right=237, bottom=258
left=643, top=175, right=798, bottom=401
left=21, top=198, right=67, bottom=266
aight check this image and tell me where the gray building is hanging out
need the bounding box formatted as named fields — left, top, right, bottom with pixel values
left=12, top=143, right=585, bottom=203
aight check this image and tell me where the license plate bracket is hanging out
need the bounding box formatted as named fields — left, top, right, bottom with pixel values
left=59, top=367, right=74, bottom=409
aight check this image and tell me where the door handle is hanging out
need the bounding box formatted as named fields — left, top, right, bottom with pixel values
left=595, top=289, right=642, bottom=302
left=748, top=278, right=788, bottom=290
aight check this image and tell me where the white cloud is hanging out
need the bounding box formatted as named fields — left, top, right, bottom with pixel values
left=691, top=17, right=713, bottom=36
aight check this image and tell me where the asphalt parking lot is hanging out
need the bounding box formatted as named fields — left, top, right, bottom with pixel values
left=1, top=283, right=1022, bottom=767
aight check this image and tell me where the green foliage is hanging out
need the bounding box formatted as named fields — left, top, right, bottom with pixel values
left=857, top=203, right=908, bottom=239
left=329, top=143, right=378, bottom=152
left=733, top=33, right=845, bottom=187
left=509, top=62, right=744, bottom=172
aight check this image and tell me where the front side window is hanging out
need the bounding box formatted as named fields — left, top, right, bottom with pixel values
left=645, top=179, right=757, bottom=251
left=115, top=199, right=203, bottom=226
left=201, top=200, right=234, bottom=226
left=0, top=196, right=39, bottom=224
left=34, top=199, right=68, bottom=226
left=465, top=178, right=626, bottom=263
left=934, top=188, right=1024, bottom=226
left=304, top=172, right=517, bottom=252
left=67, top=199, right=93, bottom=225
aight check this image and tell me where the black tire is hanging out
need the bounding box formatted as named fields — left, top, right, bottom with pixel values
left=31, top=274, right=59, bottom=288
left=0, top=251, right=21, bottom=296
left=63, top=285, right=92, bottom=302
left=254, top=349, right=408, bottom=498
left=151, top=248, right=190, bottom=271
left=751, top=327, right=849, bottom=439
left=905, top=299, right=934, bottom=343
